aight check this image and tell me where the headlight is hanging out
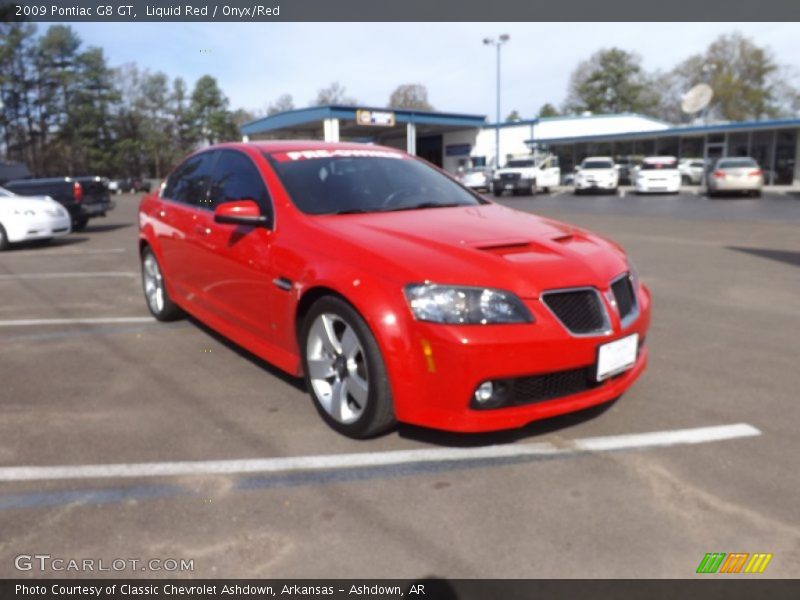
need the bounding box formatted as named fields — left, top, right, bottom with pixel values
left=405, top=284, right=533, bottom=324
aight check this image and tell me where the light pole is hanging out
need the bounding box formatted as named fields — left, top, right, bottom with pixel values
left=483, top=34, right=510, bottom=169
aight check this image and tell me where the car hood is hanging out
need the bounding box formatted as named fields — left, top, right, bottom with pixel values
left=578, top=169, right=615, bottom=177
left=312, top=203, right=628, bottom=298
left=2, top=195, right=62, bottom=212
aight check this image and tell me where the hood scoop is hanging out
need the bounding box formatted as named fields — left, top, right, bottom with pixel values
left=473, top=237, right=558, bottom=258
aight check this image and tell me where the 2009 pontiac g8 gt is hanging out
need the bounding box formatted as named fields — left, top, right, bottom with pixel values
left=139, top=142, right=651, bottom=438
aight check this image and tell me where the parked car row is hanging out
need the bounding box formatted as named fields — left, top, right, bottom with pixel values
left=570, top=155, right=764, bottom=197
left=0, top=175, right=117, bottom=251
left=109, top=177, right=153, bottom=195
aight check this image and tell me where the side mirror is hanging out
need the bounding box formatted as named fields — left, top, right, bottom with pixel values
left=214, top=199, right=270, bottom=228
left=574, top=166, right=581, bottom=173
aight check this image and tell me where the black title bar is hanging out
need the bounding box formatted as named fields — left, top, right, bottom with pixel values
left=3, top=580, right=800, bottom=600
left=2, top=0, right=800, bottom=22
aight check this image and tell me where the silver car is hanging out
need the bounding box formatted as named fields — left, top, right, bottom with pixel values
left=706, top=157, right=764, bottom=197
left=458, top=166, right=493, bottom=192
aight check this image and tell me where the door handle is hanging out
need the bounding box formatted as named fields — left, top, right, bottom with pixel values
left=158, top=210, right=167, bottom=218
left=194, top=225, right=211, bottom=236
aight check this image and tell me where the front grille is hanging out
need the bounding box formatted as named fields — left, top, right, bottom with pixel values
left=611, top=275, right=636, bottom=321
left=542, top=289, right=608, bottom=335
left=500, top=173, right=521, bottom=181
left=510, top=366, right=600, bottom=405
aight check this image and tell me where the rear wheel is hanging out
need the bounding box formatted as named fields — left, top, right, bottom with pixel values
left=493, top=188, right=503, bottom=197
left=0, top=225, right=8, bottom=251
left=73, top=217, right=89, bottom=231
left=141, top=247, right=184, bottom=321
left=301, top=296, right=395, bottom=438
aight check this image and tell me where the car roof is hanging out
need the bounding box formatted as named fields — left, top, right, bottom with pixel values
left=582, top=156, right=614, bottom=162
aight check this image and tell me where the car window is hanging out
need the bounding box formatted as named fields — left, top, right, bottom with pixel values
left=718, top=158, right=758, bottom=169
left=641, top=160, right=678, bottom=170
left=581, top=160, right=614, bottom=169
left=506, top=160, right=534, bottom=168
left=207, top=150, right=272, bottom=215
left=163, top=152, right=216, bottom=206
left=267, top=152, right=483, bottom=215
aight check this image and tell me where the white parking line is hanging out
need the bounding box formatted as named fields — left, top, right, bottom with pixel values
left=0, top=423, right=761, bottom=483
left=3, top=248, right=127, bottom=257
left=0, top=317, right=153, bottom=327
left=0, top=271, right=136, bottom=280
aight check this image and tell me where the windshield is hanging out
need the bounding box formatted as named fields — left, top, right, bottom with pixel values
left=581, top=160, right=614, bottom=169
left=718, top=158, right=758, bottom=169
left=641, top=160, right=678, bottom=170
left=267, top=152, right=484, bottom=215
left=506, top=160, right=535, bottom=168
left=465, top=167, right=487, bottom=174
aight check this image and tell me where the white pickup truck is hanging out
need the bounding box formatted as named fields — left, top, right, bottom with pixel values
left=492, top=154, right=561, bottom=196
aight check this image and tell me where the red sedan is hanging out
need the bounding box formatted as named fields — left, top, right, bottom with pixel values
left=138, top=142, right=650, bottom=438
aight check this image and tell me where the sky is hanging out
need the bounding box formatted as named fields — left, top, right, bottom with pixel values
left=66, top=22, right=800, bottom=120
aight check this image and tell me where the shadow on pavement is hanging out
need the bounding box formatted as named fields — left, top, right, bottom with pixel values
left=727, top=246, right=800, bottom=268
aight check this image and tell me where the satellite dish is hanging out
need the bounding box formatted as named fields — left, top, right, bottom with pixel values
left=681, top=83, right=713, bottom=114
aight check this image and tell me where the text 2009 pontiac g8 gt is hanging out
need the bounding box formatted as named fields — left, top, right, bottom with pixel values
left=139, top=142, right=650, bottom=438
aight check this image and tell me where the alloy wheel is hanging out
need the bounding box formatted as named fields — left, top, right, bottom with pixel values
left=306, top=313, right=369, bottom=424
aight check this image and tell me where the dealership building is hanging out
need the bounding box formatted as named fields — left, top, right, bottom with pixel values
left=241, top=106, right=800, bottom=185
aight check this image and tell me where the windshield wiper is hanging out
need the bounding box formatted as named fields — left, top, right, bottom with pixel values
left=381, top=202, right=464, bottom=213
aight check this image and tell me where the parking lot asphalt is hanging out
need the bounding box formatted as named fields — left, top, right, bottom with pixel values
left=0, top=190, right=799, bottom=578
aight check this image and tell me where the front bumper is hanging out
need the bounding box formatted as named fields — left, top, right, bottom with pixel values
left=493, top=178, right=533, bottom=192
left=386, top=284, right=652, bottom=432
left=5, top=215, right=72, bottom=243
left=575, top=179, right=616, bottom=190
left=636, top=179, right=680, bottom=193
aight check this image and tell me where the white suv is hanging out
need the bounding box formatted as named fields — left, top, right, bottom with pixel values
left=574, top=157, right=618, bottom=194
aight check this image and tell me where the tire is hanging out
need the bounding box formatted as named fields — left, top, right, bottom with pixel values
left=493, top=188, right=503, bottom=197
left=542, top=187, right=550, bottom=194
left=574, top=188, right=582, bottom=196
left=140, top=246, right=184, bottom=322
left=752, top=190, right=762, bottom=198
left=73, top=217, right=89, bottom=231
left=0, top=224, right=9, bottom=251
left=301, top=296, right=396, bottom=438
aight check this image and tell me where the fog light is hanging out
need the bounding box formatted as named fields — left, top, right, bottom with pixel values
left=474, top=381, right=494, bottom=404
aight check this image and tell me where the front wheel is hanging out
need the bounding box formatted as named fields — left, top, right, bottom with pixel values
left=141, top=247, right=184, bottom=321
left=301, top=297, right=395, bottom=438
left=0, top=225, right=9, bottom=251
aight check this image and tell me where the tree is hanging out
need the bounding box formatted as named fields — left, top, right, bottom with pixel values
left=137, top=71, right=172, bottom=178
left=189, top=75, right=237, bottom=145
left=311, top=81, right=357, bottom=106
left=267, top=93, right=294, bottom=115
left=387, top=84, right=433, bottom=111
left=661, top=33, right=795, bottom=122
left=537, top=103, right=560, bottom=118
left=505, top=109, right=521, bottom=122
left=563, top=48, right=658, bottom=116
